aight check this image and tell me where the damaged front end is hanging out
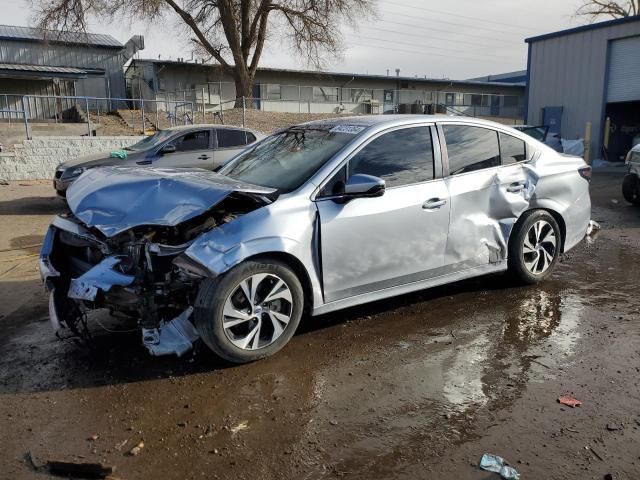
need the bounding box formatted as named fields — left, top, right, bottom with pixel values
left=40, top=166, right=275, bottom=356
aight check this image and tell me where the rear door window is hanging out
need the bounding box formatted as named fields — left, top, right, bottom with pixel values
left=499, top=133, right=527, bottom=165
left=443, top=125, right=500, bottom=175
left=173, top=130, right=210, bottom=152
left=218, top=129, right=248, bottom=148
left=348, top=126, right=435, bottom=188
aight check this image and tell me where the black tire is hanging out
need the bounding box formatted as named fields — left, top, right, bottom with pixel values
left=508, top=210, right=562, bottom=285
left=194, top=259, right=304, bottom=363
left=622, top=174, right=640, bottom=205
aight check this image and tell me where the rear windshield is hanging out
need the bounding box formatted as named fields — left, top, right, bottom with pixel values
left=219, top=127, right=359, bottom=191
left=516, top=126, right=547, bottom=142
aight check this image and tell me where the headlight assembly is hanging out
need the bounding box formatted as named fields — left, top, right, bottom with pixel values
left=64, top=166, right=86, bottom=179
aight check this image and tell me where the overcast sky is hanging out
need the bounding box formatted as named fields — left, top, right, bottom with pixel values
left=4, top=0, right=590, bottom=79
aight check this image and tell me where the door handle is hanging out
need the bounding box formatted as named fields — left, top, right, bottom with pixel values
left=198, top=155, right=210, bottom=160
left=422, top=198, right=447, bottom=210
left=507, top=182, right=526, bottom=193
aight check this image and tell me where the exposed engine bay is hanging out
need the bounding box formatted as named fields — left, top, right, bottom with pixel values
left=40, top=167, right=275, bottom=356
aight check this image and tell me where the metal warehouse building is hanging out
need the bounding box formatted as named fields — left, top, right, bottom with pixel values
left=0, top=25, right=143, bottom=119
left=525, top=16, right=640, bottom=162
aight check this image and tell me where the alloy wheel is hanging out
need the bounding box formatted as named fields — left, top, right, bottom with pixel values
left=222, top=273, right=293, bottom=350
left=522, top=220, right=557, bottom=275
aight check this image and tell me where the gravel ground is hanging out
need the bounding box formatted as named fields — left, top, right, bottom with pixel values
left=0, top=172, right=639, bottom=480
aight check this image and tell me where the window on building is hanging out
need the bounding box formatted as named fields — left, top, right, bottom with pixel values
left=300, top=86, right=313, bottom=101
left=348, top=127, right=435, bottom=188
left=313, top=86, right=339, bottom=102
left=348, top=88, right=373, bottom=103
left=217, top=129, right=248, bottom=148
left=174, top=130, right=210, bottom=152
left=443, top=125, right=500, bottom=175
left=470, top=94, right=483, bottom=106
left=499, top=133, right=527, bottom=164
left=280, top=85, right=299, bottom=101
left=503, top=96, right=519, bottom=108
left=265, top=84, right=281, bottom=100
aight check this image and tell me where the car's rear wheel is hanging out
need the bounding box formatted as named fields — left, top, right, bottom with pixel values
left=508, top=210, right=561, bottom=284
left=622, top=174, right=640, bottom=205
left=195, top=259, right=304, bottom=363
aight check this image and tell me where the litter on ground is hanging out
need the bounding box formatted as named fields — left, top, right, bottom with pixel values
left=479, top=453, right=520, bottom=480
left=558, top=395, right=582, bottom=408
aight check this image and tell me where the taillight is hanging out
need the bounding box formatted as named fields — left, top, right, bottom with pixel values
left=579, top=165, right=592, bottom=181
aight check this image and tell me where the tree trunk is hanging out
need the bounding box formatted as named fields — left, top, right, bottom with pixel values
left=233, top=69, right=253, bottom=108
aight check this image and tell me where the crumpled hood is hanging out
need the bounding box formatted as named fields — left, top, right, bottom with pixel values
left=66, top=166, right=275, bottom=237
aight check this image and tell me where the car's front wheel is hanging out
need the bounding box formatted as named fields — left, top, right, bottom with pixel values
left=622, top=174, right=640, bottom=205
left=508, top=210, right=562, bottom=284
left=195, top=259, right=304, bottom=363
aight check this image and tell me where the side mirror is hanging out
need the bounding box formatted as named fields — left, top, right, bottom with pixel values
left=342, top=174, right=385, bottom=199
left=161, top=144, right=176, bottom=154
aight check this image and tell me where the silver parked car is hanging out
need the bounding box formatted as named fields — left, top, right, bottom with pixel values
left=53, top=124, right=262, bottom=196
left=40, top=116, right=592, bottom=363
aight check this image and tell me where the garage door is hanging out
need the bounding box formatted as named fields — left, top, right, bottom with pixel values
left=607, top=36, right=640, bottom=103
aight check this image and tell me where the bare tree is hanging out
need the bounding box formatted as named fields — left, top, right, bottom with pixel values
left=576, top=0, right=639, bottom=20
left=33, top=0, right=373, bottom=105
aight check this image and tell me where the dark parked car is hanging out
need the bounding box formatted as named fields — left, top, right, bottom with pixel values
left=53, top=125, right=262, bottom=196
left=623, top=143, right=640, bottom=205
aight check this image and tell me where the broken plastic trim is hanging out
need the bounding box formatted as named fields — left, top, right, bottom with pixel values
left=142, top=306, right=200, bottom=357
left=68, top=257, right=135, bottom=301
left=48, top=288, right=63, bottom=336
left=39, top=226, right=60, bottom=284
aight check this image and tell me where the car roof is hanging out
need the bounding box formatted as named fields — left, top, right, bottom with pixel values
left=164, top=124, right=256, bottom=133
left=297, top=115, right=518, bottom=131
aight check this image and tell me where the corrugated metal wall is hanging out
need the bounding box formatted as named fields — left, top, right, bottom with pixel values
left=607, top=36, right=640, bottom=103
left=527, top=21, right=640, bottom=157
left=0, top=40, right=127, bottom=98
left=0, top=79, right=75, bottom=120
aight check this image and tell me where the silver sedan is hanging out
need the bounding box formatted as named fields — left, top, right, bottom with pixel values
left=40, top=116, right=592, bottom=363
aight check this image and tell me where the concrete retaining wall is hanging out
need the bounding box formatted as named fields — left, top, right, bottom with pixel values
left=0, top=136, right=143, bottom=181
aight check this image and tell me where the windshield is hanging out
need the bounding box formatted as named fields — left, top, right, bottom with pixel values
left=219, top=126, right=360, bottom=191
left=125, top=130, right=175, bottom=151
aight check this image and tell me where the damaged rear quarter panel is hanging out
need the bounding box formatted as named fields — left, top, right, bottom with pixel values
left=527, top=155, right=592, bottom=252
left=444, top=163, right=536, bottom=268
left=443, top=151, right=589, bottom=269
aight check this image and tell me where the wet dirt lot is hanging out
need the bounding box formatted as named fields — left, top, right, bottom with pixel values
left=1, top=173, right=639, bottom=480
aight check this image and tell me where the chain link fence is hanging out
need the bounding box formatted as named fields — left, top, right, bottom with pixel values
left=0, top=94, right=195, bottom=145
left=0, top=83, right=523, bottom=148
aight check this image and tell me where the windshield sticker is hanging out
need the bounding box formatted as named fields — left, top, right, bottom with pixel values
left=330, top=125, right=365, bottom=135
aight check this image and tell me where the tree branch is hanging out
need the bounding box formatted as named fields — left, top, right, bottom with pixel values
left=576, top=0, right=639, bottom=19
left=163, top=0, right=231, bottom=70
